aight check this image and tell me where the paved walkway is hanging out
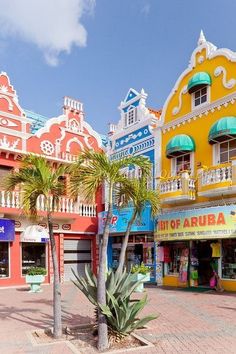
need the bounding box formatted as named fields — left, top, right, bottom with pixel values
left=0, top=283, right=236, bottom=353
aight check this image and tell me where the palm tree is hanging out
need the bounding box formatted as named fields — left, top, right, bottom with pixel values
left=5, top=155, right=67, bottom=339
left=116, top=177, right=160, bottom=275
left=69, top=150, right=151, bottom=351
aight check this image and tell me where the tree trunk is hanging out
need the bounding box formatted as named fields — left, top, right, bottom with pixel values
left=48, top=212, right=62, bottom=339
left=117, top=210, right=137, bottom=275
left=97, top=186, right=113, bottom=351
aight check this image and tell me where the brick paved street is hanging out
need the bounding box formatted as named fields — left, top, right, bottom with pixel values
left=0, top=284, right=236, bottom=353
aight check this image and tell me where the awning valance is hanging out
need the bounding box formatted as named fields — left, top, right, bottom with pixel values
left=21, top=225, right=49, bottom=243
left=166, top=134, right=195, bottom=158
left=187, top=72, right=212, bottom=93
left=208, top=116, right=236, bottom=144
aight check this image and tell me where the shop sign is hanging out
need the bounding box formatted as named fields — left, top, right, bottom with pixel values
left=98, top=206, right=154, bottom=234
left=62, top=224, right=71, bottom=230
left=15, top=220, right=21, bottom=228
left=156, top=205, right=236, bottom=241
left=21, top=225, right=49, bottom=243
left=0, top=219, right=15, bottom=242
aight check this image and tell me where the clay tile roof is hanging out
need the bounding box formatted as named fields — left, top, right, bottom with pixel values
left=148, top=108, right=162, bottom=119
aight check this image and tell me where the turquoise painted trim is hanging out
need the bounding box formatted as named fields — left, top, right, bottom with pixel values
left=166, top=134, right=195, bottom=158
left=123, top=99, right=140, bottom=112
left=125, top=89, right=137, bottom=102
left=209, top=116, right=236, bottom=143
left=187, top=72, right=212, bottom=93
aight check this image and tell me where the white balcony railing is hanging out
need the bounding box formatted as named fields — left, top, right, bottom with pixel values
left=0, top=191, right=96, bottom=217
left=188, top=178, right=196, bottom=191
left=200, top=163, right=232, bottom=187
left=159, top=177, right=182, bottom=194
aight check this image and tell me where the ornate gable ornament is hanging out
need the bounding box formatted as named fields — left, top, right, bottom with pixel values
left=161, top=30, right=236, bottom=129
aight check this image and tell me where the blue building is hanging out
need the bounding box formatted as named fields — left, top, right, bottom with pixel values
left=100, top=88, right=162, bottom=281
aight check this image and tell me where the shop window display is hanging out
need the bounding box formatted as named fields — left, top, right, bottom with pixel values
left=22, top=243, right=46, bottom=275
left=111, top=234, right=156, bottom=281
left=0, top=242, right=9, bottom=277
left=163, top=242, right=188, bottom=275
left=222, top=239, right=236, bottom=279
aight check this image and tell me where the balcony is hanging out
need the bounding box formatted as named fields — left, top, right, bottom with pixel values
left=0, top=191, right=97, bottom=217
left=158, top=171, right=196, bottom=204
left=197, top=160, right=236, bottom=197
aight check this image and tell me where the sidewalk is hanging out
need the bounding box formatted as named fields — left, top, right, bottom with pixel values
left=0, top=284, right=236, bottom=353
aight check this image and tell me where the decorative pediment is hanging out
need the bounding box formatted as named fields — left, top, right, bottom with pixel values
left=27, top=98, right=102, bottom=160
left=161, top=30, right=236, bottom=124
left=0, top=72, right=25, bottom=118
left=124, top=89, right=139, bottom=102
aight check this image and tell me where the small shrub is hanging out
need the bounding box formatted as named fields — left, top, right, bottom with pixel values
left=72, top=266, right=157, bottom=341
left=26, top=267, right=47, bottom=276
left=130, top=262, right=150, bottom=275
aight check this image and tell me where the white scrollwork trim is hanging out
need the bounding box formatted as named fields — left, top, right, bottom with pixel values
left=40, top=140, right=54, bottom=156
left=214, top=66, right=236, bottom=89
left=172, top=85, right=188, bottom=115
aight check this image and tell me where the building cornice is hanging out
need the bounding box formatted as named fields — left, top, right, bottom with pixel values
left=161, top=197, right=236, bottom=213
left=162, top=91, right=236, bottom=132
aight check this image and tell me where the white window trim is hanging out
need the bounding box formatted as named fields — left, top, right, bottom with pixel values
left=213, top=143, right=219, bottom=165
left=171, top=152, right=194, bottom=176
left=124, top=106, right=138, bottom=128
left=216, top=137, right=236, bottom=164
left=191, top=85, right=210, bottom=111
left=21, top=242, right=48, bottom=277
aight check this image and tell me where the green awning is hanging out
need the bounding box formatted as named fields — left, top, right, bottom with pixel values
left=208, top=116, right=236, bottom=144
left=166, top=134, right=196, bottom=158
left=187, top=72, right=212, bottom=93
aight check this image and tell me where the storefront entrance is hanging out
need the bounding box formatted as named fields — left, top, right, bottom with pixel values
left=161, top=239, right=221, bottom=288
left=110, top=234, right=156, bottom=282
left=191, top=241, right=213, bottom=287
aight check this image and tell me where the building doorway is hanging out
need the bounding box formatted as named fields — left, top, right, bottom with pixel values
left=193, top=240, right=213, bottom=286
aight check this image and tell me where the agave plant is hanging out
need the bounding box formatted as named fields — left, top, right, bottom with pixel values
left=72, top=266, right=157, bottom=340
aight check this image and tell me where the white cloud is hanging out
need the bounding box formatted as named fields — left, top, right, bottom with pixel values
left=0, top=0, right=95, bottom=66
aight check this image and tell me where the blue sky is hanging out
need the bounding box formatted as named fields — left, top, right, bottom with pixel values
left=0, top=0, right=235, bottom=134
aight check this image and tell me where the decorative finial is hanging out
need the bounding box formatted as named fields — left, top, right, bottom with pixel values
left=198, top=30, right=206, bottom=46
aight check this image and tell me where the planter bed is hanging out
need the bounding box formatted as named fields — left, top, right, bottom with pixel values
left=28, top=323, right=154, bottom=353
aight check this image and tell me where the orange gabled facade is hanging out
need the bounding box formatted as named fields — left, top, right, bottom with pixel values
left=0, top=72, right=103, bottom=287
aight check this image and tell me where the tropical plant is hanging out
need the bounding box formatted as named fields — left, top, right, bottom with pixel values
left=5, top=154, right=68, bottom=338
left=72, top=266, right=157, bottom=341
left=26, top=267, right=47, bottom=276
left=69, top=150, right=151, bottom=351
left=116, top=177, right=160, bottom=275
left=130, top=263, right=150, bottom=275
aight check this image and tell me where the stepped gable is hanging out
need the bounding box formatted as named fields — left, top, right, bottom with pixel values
left=0, top=72, right=31, bottom=152
left=27, top=96, right=102, bottom=160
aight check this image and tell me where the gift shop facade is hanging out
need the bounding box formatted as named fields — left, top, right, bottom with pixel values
left=0, top=71, right=103, bottom=287
left=98, top=206, right=157, bottom=281
left=103, top=88, right=161, bottom=281
left=156, top=205, right=236, bottom=290
left=156, top=32, right=236, bottom=291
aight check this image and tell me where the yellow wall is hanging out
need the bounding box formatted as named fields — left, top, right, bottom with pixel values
left=221, top=279, right=236, bottom=292
left=163, top=275, right=187, bottom=287
left=161, top=40, right=236, bottom=208
left=159, top=39, right=236, bottom=292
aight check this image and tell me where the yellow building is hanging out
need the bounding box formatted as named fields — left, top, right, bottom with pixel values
left=156, top=31, right=236, bottom=291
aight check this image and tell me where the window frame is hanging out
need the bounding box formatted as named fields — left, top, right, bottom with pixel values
left=124, top=106, right=138, bottom=128
left=191, top=85, right=210, bottom=110
left=217, top=137, right=236, bottom=164
left=171, top=152, right=194, bottom=176
left=21, top=242, right=48, bottom=277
